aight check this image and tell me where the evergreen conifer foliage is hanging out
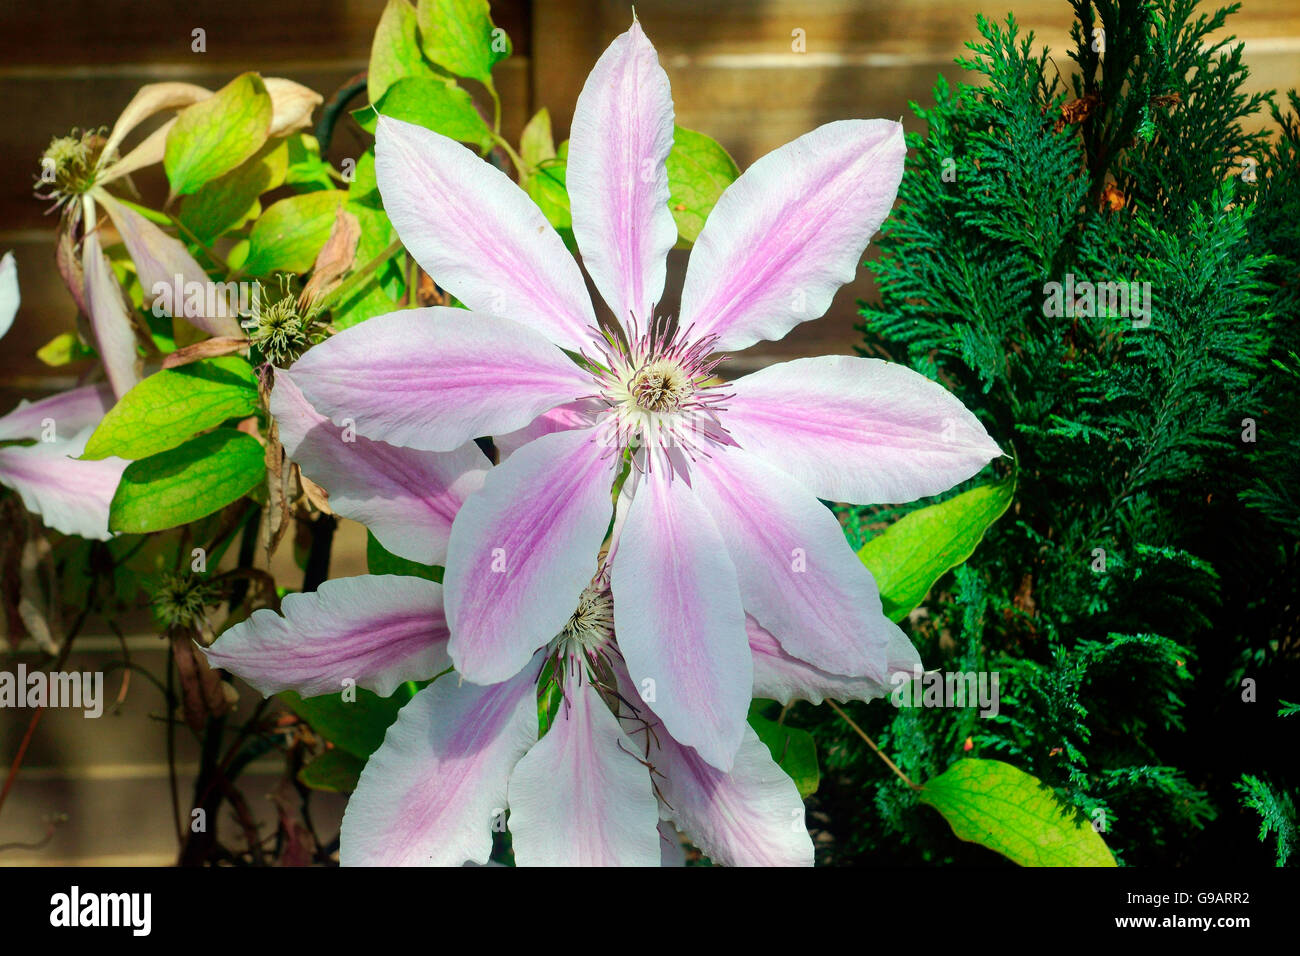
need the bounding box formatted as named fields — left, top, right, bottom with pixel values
left=800, top=0, right=1297, bottom=865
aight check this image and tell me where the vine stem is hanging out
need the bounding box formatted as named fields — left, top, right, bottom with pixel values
left=824, top=699, right=922, bottom=791
left=0, top=708, right=46, bottom=819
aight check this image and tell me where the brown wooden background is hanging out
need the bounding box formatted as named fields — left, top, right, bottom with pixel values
left=1, top=0, right=1297, bottom=864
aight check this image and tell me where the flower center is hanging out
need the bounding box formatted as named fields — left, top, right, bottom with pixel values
left=585, top=317, right=736, bottom=478
left=558, top=583, right=614, bottom=655
left=242, top=275, right=325, bottom=366
left=629, top=359, right=691, bottom=412
left=35, top=129, right=112, bottom=208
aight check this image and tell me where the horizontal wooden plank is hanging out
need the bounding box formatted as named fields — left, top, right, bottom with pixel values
left=575, top=0, right=1300, bottom=57
left=537, top=1, right=1299, bottom=150
left=0, top=0, right=531, bottom=67
left=0, top=773, right=347, bottom=865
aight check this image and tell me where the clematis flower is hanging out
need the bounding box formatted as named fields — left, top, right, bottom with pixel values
left=39, top=78, right=322, bottom=397
left=0, top=253, right=128, bottom=539
left=205, top=549, right=921, bottom=865
left=279, top=20, right=1000, bottom=772
left=208, top=393, right=919, bottom=865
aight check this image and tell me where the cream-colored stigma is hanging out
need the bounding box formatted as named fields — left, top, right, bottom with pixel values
left=36, top=129, right=111, bottom=207
left=558, top=583, right=615, bottom=654
left=629, top=359, right=692, bottom=413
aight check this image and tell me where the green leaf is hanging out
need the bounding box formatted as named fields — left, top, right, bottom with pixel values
left=666, top=125, right=740, bottom=246
left=83, top=357, right=258, bottom=461
left=36, top=332, right=96, bottom=366
left=748, top=703, right=820, bottom=798
left=242, top=190, right=346, bottom=276
left=369, top=0, right=433, bottom=104
left=858, top=475, right=1014, bottom=621
left=526, top=160, right=570, bottom=229
left=280, top=685, right=413, bottom=759
left=355, top=77, right=490, bottom=149
left=109, top=429, right=266, bottom=533
left=297, top=748, right=366, bottom=792
left=349, top=149, right=379, bottom=200
left=919, top=759, right=1117, bottom=866
left=520, top=108, right=555, bottom=167
left=164, top=73, right=272, bottom=197
left=417, top=0, right=510, bottom=86
left=333, top=280, right=401, bottom=331
left=524, top=141, right=574, bottom=251
left=284, top=134, right=336, bottom=190
left=366, top=530, right=442, bottom=582
left=179, top=139, right=288, bottom=243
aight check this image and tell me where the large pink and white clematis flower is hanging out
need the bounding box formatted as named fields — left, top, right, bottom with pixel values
left=279, top=21, right=1000, bottom=771
left=0, top=253, right=128, bottom=539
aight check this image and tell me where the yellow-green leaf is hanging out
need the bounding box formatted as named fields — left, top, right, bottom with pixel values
left=520, top=108, right=555, bottom=167
left=748, top=705, right=820, bottom=798
left=83, top=357, right=258, bottom=461
left=858, top=475, right=1014, bottom=621
left=369, top=0, right=433, bottom=103
left=524, top=141, right=573, bottom=250
left=666, top=125, right=740, bottom=246
left=36, top=332, right=96, bottom=367
left=280, top=686, right=411, bottom=759
left=355, top=77, right=490, bottom=149
left=284, top=133, right=335, bottom=190
left=417, top=0, right=510, bottom=86
left=179, top=138, right=289, bottom=243
left=164, top=73, right=272, bottom=197
left=920, top=759, right=1117, bottom=866
left=242, top=190, right=346, bottom=275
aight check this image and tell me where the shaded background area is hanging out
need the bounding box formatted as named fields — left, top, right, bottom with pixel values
left=1, top=0, right=1297, bottom=863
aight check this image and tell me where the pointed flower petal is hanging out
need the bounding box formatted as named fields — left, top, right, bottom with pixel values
left=0, top=384, right=114, bottom=442
left=340, top=658, right=541, bottom=866
left=659, top=822, right=686, bottom=866
left=0, top=427, right=126, bottom=540
left=679, top=119, right=904, bottom=352
left=97, top=193, right=243, bottom=338
left=693, top=447, right=893, bottom=677
left=727, top=355, right=1002, bottom=504
left=748, top=615, right=920, bottom=706
left=82, top=228, right=142, bottom=398
left=272, top=373, right=488, bottom=565
left=508, top=671, right=660, bottom=866
left=445, top=427, right=615, bottom=683
left=0, top=251, right=18, bottom=340
left=264, top=77, right=323, bottom=137
left=375, top=117, right=596, bottom=351
left=285, top=308, right=590, bottom=453
left=568, top=20, right=677, bottom=325
left=100, top=81, right=211, bottom=169
left=612, top=471, right=749, bottom=771
left=204, top=575, right=450, bottom=698
left=648, top=721, right=813, bottom=867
